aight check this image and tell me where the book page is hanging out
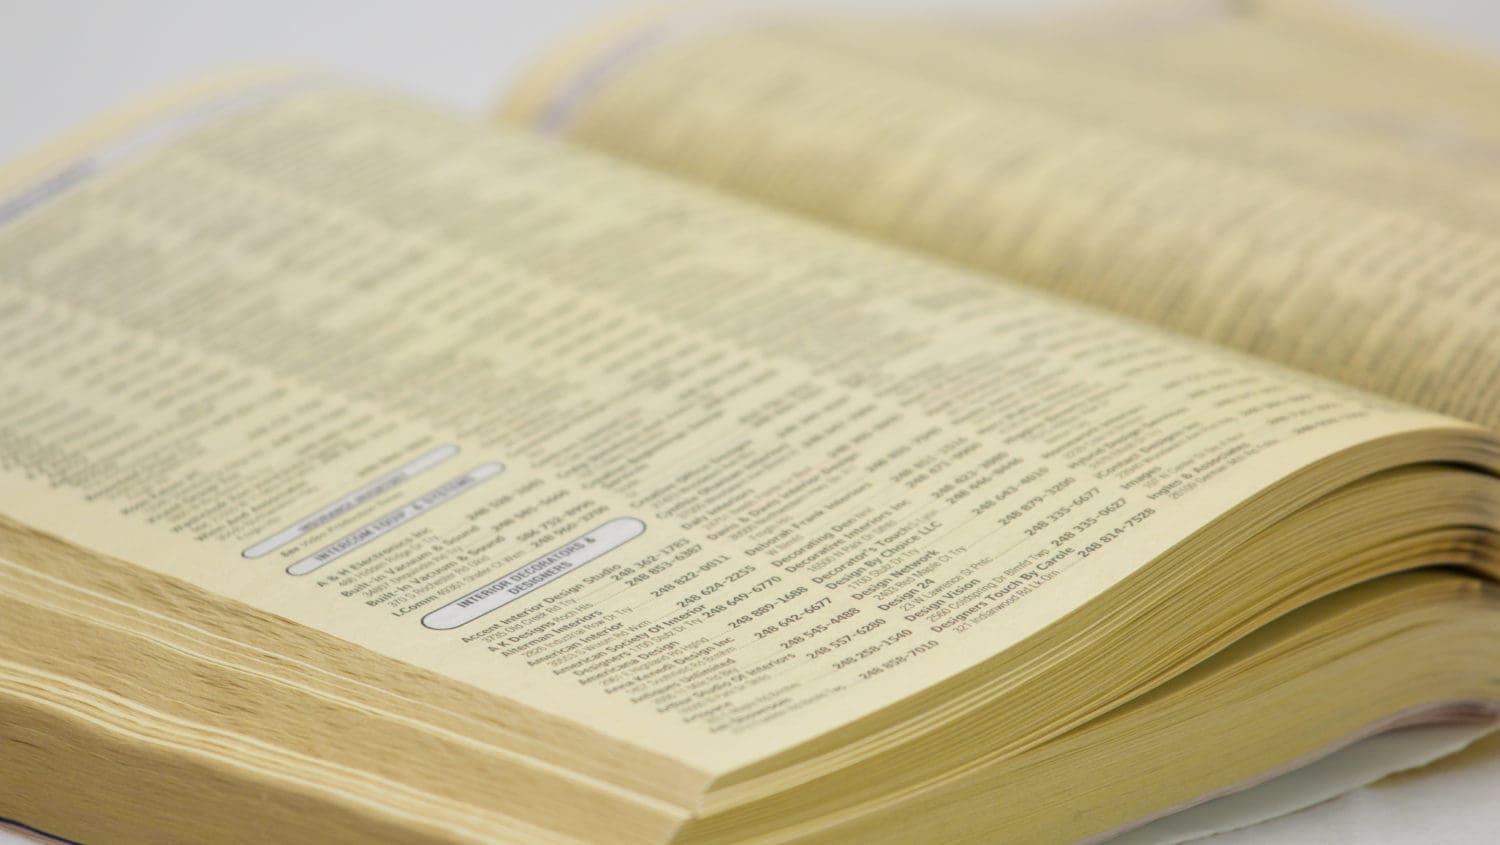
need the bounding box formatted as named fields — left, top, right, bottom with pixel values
left=503, top=0, right=1500, bottom=429
left=0, top=74, right=1476, bottom=778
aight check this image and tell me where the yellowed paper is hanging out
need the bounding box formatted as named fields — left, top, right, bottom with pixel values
left=0, top=77, right=1482, bottom=778
left=507, top=0, right=1500, bottom=430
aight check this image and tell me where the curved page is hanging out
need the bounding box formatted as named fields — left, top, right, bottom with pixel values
left=0, top=75, right=1485, bottom=776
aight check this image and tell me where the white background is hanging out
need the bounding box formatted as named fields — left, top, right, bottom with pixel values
left=3, top=1, right=1500, bottom=842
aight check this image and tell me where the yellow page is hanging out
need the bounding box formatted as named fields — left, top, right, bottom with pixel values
left=0, top=74, right=1476, bottom=777
left=503, top=0, right=1500, bottom=429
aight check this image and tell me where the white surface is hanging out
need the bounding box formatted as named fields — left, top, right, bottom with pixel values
left=1114, top=721, right=1499, bottom=844
left=1208, top=726, right=1500, bottom=844
left=3, top=1, right=1500, bottom=842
